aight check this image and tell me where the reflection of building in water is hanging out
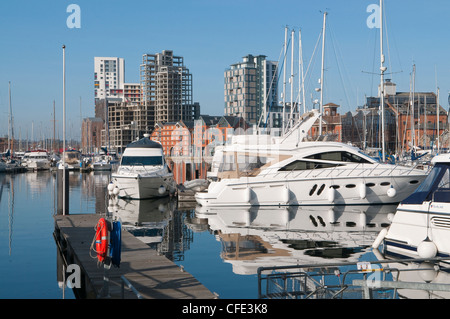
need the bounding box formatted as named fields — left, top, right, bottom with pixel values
left=196, top=205, right=396, bottom=275
left=110, top=197, right=193, bottom=261
left=80, top=171, right=110, bottom=214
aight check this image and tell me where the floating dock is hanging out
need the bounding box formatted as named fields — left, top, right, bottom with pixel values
left=54, top=214, right=216, bottom=299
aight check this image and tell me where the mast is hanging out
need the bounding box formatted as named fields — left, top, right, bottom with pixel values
left=53, top=100, right=56, bottom=154
left=379, top=0, right=386, bottom=162
left=437, top=87, right=440, bottom=153
left=411, top=64, right=416, bottom=151
left=299, top=29, right=306, bottom=114
left=424, top=95, right=427, bottom=149
left=8, top=81, right=14, bottom=156
left=62, top=44, right=66, bottom=216
left=319, top=11, right=327, bottom=136
left=289, top=28, right=295, bottom=129
left=282, top=26, right=288, bottom=134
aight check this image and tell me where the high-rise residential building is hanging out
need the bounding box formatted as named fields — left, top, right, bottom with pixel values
left=224, top=54, right=279, bottom=125
left=140, top=50, right=198, bottom=128
left=94, top=57, right=125, bottom=102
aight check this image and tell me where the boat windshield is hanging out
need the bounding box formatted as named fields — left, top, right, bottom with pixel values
left=121, top=156, right=163, bottom=166
left=402, top=163, right=450, bottom=204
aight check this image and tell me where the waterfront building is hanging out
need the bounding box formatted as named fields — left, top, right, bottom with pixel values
left=224, top=54, right=278, bottom=125
left=342, top=80, right=449, bottom=154
left=81, top=117, right=103, bottom=154
left=94, top=57, right=125, bottom=102
left=310, top=103, right=343, bottom=141
left=140, top=50, right=199, bottom=128
left=150, top=120, right=194, bottom=157
left=123, top=83, right=141, bottom=104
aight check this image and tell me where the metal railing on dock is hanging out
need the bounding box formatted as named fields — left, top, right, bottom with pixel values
left=257, top=256, right=450, bottom=299
left=120, top=276, right=143, bottom=299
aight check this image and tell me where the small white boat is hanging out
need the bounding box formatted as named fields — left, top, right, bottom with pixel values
left=375, top=153, right=450, bottom=259
left=22, top=150, right=51, bottom=171
left=111, top=135, right=176, bottom=199
left=91, top=154, right=112, bottom=171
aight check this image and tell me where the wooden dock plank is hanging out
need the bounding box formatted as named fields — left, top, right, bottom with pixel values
left=54, top=214, right=216, bottom=299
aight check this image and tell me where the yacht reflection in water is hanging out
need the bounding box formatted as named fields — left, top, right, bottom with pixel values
left=195, top=205, right=396, bottom=275
left=109, top=197, right=193, bottom=261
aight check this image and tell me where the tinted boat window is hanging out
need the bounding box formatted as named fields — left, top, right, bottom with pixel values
left=279, top=160, right=341, bottom=171
left=121, top=156, right=163, bottom=166
left=305, top=151, right=371, bottom=164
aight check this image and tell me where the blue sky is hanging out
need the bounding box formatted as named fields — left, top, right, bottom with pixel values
left=0, top=0, right=449, bottom=141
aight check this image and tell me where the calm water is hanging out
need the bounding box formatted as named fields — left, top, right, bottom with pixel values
left=1, top=170, right=442, bottom=299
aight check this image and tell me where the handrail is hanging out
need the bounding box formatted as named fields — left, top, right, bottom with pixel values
left=121, top=275, right=144, bottom=299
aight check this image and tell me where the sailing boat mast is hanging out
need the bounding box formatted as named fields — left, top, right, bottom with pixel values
left=299, top=29, right=306, bottom=114
left=8, top=81, right=14, bottom=156
left=319, top=11, right=327, bottom=136
left=411, top=64, right=416, bottom=151
left=282, top=26, right=288, bottom=134
left=379, top=0, right=387, bottom=162
left=289, top=28, right=295, bottom=129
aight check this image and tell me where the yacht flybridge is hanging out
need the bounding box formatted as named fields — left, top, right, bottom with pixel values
left=195, top=111, right=428, bottom=207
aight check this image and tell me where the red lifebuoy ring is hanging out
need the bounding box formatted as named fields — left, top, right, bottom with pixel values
left=95, top=218, right=108, bottom=262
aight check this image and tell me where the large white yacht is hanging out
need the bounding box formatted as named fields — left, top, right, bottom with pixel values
left=375, top=153, right=450, bottom=259
left=111, top=135, right=176, bottom=199
left=22, top=150, right=51, bottom=171
left=195, top=111, right=428, bottom=207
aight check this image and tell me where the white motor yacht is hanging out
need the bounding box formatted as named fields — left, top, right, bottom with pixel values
left=195, top=111, right=428, bottom=207
left=111, top=135, right=176, bottom=199
left=375, top=153, right=450, bottom=259
left=23, top=150, right=51, bottom=171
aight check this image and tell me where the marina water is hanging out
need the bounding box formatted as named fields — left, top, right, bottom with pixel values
left=2, top=170, right=441, bottom=299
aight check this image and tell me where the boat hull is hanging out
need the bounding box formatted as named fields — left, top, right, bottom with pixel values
left=112, top=173, right=176, bottom=199
left=195, top=174, right=426, bottom=207
left=92, top=162, right=112, bottom=171
left=26, top=160, right=51, bottom=171
left=383, top=202, right=450, bottom=259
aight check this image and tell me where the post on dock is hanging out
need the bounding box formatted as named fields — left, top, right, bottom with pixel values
left=57, top=168, right=69, bottom=215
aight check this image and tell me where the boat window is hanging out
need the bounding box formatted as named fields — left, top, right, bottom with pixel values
left=218, top=153, right=274, bottom=175
left=305, top=151, right=371, bottom=164
left=121, top=156, right=163, bottom=166
left=278, top=160, right=341, bottom=171
left=402, top=164, right=450, bottom=204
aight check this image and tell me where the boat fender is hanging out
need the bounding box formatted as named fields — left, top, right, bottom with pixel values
left=327, top=187, right=335, bottom=203
left=113, top=186, right=120, bottom=196
left=107, top=182, right=114, bottom=195
left=359, top=183, right=366, bottom=199
left=418, top=262, right=438, bottom=283
left=243, top=187, right=251, bottom=203
left=417, top=238, right=437, bottom=259
left=158, top=185, right=166, bottom=195
left=282, top=186, right=290, bottom=203
left=95, top=218, right=109, bottom=263
left=387, top=186, right=396, bottom=198
left=372, top=227, right=388, bottom=249
left=110, top=220, right=121, bottom=267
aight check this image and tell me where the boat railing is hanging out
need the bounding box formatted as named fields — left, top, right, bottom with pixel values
left=270, top=163, right=424, bottom=180
left=120, top=275, right=144, bottom=299
left=257, top=256, right=450, bottom=299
